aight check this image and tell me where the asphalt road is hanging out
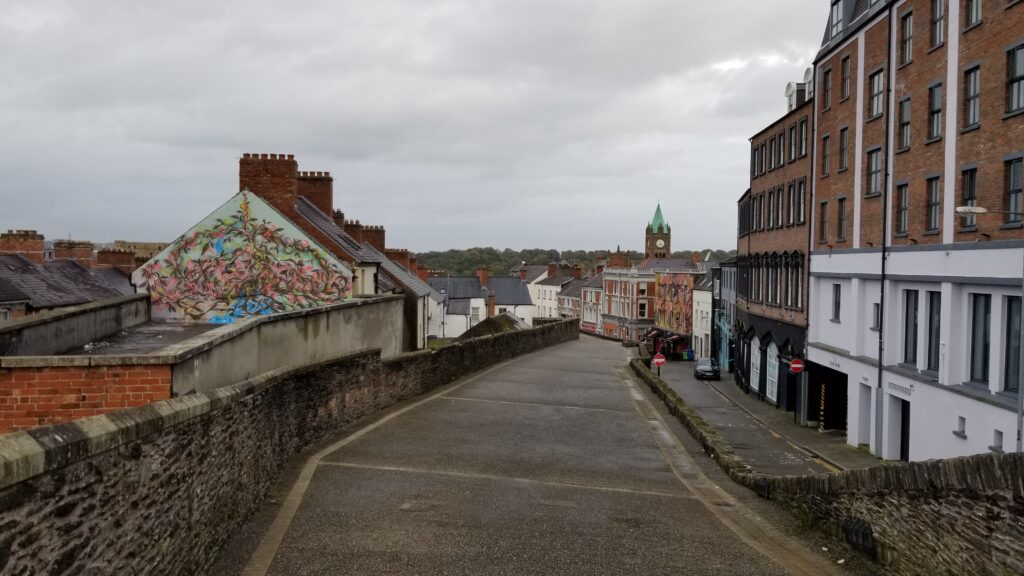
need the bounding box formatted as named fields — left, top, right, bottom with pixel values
left=225, top=336, right=847, bottom=576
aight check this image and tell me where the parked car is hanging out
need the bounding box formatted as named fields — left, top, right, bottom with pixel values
left=694, top=358, right=720, bottom=380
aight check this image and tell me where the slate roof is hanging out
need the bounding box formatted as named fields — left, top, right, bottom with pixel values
left=294, top=196, right=382, bottom=264
left=694, top=275, right=714, bottom=291
left=559, top=278, right=584, bottom=299
left=581, top=274, right=604, bottom=289
left=360, top=243, right=440, bottom=300
left=90, top=268, right=134, bottom=296
left=0, top=277, right=29, bottom=304
left=509, top=264, right=550, bottom=283
left=427, top=276, right=532, bottom=308
left=0, top=254, right=124, bottom=309
left=637, top=258, right=702, bottom=272
left=538, top=274, right=574, bottom=287
left=447, top=299, right=471, bottom=316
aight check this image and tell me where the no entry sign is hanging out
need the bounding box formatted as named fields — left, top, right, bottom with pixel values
left=790, top=359, right=805, bottom=373
left=653, top=353, right=666, bottom=367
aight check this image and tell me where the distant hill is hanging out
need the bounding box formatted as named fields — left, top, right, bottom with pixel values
left=414, top=248, right=736, bottom=277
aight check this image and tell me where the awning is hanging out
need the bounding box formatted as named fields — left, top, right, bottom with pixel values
left=643, top=328, right=661, bottom=339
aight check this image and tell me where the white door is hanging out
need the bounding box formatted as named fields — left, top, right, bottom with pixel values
left=766, top=341, right=779, bottom=402
left=749, top=335, right=761, bottom=391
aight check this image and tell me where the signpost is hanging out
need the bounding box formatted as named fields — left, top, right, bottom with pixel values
left=653, top=353, right=666, bottom=377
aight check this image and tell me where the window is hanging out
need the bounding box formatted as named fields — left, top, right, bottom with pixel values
left=901, top=12, right=913, bottom=65
left=964, top=67, right=980, bottom=128
left=970, top=293, right=991, bottom=383
left=789, top=125, right=798, bottom=161
left=639, top=302, right=647, bottom=318
left=0, top=310, right=8, bottom=321
left=868, top=149, right=882, bottom=196
left=823, top=69, right=833, bottom=109
left=787, top=184, right=795, bottom=225
left=798, top=179, right=807, bottom=223
left=839, top=127, right=849, bottom=170
left=832, top=284, right=842, bottom=322
left=904, top=290, right=919, bottom=364
left=899, top=98, right=911, bottom=149
left=841, top=56, right=851, bottom=99
left=819, top=201, right=829, bottom=242
left=776, top=187, right=784, bottom=225
left=822, top=135, right=830, bottom=175
left=927, top=291, right=941, bottom=371
left=897, top=184, right=909, bottom=234
left=929, top=84, right=943, bottom=139
left=831, top=0, right=843, bottom=37
left=767, top=191, right=774, bottom=228
left=869, top=71, right=884, bottom=117
left=1008, top=158, right=1023, bottom=224
left=769, top=137, right=776, bottom=170
left=799, top=119, right=808, bottom=156
left=778, top=132, right=785, bottom=166
left=471, top=306, right=481, bottom=325
left=926, top=177, right=941, bottom=231
left=1010, top=45, right=1024, bottom=114
left=872, top=302, right=881, bottom=330
left=965, top=0, right=981, bottom=28
left=1006, top=296, right=1021, bottom=393
left=837, top=198, right=847, bottom=240
left=962, top=168, right=978, bottom=227
left=931, top=0, right=945, bottom=48
left=794, top=259, right=803, bottom=308
left=760, top=143, right=767, bottom=175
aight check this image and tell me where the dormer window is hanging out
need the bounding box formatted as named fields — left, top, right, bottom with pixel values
left=831, top=1, right=843, bottom=38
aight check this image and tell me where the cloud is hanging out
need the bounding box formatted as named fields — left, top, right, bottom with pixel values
left=0, top=0, right=826, bottom=253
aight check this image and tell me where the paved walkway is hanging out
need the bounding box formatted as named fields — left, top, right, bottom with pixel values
left=658, top=360, right=881, bottom=475
left=220, top=336, right=848, bottom=576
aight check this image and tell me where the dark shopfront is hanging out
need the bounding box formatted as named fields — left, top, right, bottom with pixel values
left=735, top=312, right=807, bottom=414
left=645, top=329, right=691, bottom=360
left=804, top=360, right=848, bottom=431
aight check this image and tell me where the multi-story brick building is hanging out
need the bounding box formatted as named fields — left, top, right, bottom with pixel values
left=807, top=0, right=1024, bottom=461
left=737, top=86, right=813, bottom=412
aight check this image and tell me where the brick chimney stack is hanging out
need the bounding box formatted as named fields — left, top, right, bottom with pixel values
left=53, top=240, right=95, bottom=268
left=595, top=262, right=605, bottom=275
left=487, top=290, right=496, bottom=318
left=570, top=265, right=582, bottom=280
left=332, top=210, right=346, bottom=229
left=385, top=248, right=411, bottom=272
left=0, top=230, right=45, bottom=265
left=345, top=220, right=364, bottom=242
left=239, top=153, right=299, bottom=220
left=96, top=248, right=136, bottom=275
left=363, top=225, right=386, bottom=252
left=475, top=265, right=490, bottom=289
left=547, top=262, right=558, bottom=279
left=519, top=266, right=528, bottom=281
left=416, top=264, right=431, bottom=282
left=691, top=251, right=701, bottom=265
left=297, top=170, right=334, bottom=215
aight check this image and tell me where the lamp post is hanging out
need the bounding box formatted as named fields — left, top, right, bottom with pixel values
left=956, top=205, right=1023, bottom=452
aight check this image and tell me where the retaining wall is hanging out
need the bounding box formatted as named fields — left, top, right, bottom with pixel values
left=0, top=295, right=149, bottom=356
left=630, top=358, right=1024, bottom=576
left=0, top=319, right=578, bottom=576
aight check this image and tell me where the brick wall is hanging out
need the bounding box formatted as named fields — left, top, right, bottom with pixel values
left=0, top=230, right=44, bottom=265
left=52, top=240, right=95, bottom=268
left=296, top=171, right=334, bottom=216
left=0, top=320, right=578, bottom=576
left=0, top=365, right=171, bottom=432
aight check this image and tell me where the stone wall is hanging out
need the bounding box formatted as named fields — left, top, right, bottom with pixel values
left=0, top=319, right=578, bottom=576
left=630, top=358, right=1024, bottom=576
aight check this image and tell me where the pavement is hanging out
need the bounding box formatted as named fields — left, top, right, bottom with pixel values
left=217, top=335, right=850, bottom=576
left=658, top=360, right=882, bottom=475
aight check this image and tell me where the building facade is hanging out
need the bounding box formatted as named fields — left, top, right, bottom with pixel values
left=602, top=267, right=655, bottom=341
left=718, top=259, right=738, bottom=371
left=580, top=274, right=605, bottom=334
left=807, top=0, right=1024, bottom=460
left=737, top=90, right=813, bottom=413
left=693, top=276, right=713, bottom=359
left=645, top=203, right=671, bottom=259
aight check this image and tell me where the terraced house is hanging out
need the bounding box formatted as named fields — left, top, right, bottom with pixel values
left=807, top=0, right=1024, bottom=461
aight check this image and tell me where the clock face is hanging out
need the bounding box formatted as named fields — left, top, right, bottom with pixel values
left=656, top=239, right=665, bottom=248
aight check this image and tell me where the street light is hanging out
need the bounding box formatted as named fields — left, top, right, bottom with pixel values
left=956, top=205, right=1024, bottom=453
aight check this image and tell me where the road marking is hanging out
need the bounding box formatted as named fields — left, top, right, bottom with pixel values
left=616, top=367, right=849, bottom=576
left=814, top=458, right=841, bottom=473
left=319, top=461, right=694, bottom=500
left=440, top=395, right=634, bottom=415
left=240, top=353, right=539, bottom=576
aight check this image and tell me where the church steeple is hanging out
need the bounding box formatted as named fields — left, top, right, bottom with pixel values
left=645, top=202, right=671, bottom=259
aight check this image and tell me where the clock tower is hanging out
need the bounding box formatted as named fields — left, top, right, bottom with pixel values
left=645, top=203, right=671, bottom=259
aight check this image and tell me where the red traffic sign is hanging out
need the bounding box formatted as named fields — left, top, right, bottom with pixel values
left=653, top=353, right=666, bottom=367
left=790, top=359, right=805, bottom=373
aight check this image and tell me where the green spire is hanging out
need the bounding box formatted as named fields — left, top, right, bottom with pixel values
left=650, top=203, right=668, bottom=233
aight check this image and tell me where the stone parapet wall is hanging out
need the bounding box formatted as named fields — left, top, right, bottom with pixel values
left=0, top=319, right=578, bottom=576
left=630, top=358, right=1024, bottom=576
left=0, top=294, right=150, bottom=356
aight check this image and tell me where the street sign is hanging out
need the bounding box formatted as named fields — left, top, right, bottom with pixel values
left=790, top=359, right=805, bottom=373
left=653, top=353, right=666, bottom=367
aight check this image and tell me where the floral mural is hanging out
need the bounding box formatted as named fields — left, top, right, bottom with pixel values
left=134, top=193, right=352, bottom=323
left=654, top=272, right=696, bottom=336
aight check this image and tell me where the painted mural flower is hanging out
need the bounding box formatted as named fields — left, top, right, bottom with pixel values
left=139, top=195, right=352, bottom=322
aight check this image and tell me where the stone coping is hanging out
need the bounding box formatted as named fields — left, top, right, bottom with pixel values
left=0, top=347, right=382, bottom=491
left=0, top=295, right=404, bottom=368
left=0, top=294, right=149, bottom=333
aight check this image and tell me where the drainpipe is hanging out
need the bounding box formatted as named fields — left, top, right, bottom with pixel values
left=874, top=1, right=896, bottom=456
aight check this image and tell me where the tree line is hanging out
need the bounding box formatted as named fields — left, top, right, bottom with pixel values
left=415, top=247, right=737, bottom=277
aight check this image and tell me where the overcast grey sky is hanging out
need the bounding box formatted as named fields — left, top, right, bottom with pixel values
left=0, top=1, right=826, bottom=253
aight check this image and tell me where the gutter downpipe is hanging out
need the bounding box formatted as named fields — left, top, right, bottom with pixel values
left=874, top=1, right=896, bottom=456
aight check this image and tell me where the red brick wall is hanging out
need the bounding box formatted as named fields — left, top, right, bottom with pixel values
left=0, top=230, right=45, bottom=265
left=955, top=0, right=1024, bottom=241
left=860, top=16, right=891, bottom=247
left=239, top=153, right=300, bottom=221
left=0, top=365, right=172, bottom=433
left=363, top=226, right=386, bottom=252
left=53, top=240, right=95, bottom=268
left=96, top=249, right=136, bottom=275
